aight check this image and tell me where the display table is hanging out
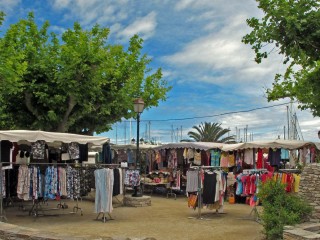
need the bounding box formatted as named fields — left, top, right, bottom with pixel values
left=141, top=182, right=170, bottom=196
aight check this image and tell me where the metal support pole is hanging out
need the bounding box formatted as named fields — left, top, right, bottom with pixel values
left=132, top=112, right=142, bottom=197
left=136, top=112, right=140, bottom=169
left=0, top=162, right=7, bottom=222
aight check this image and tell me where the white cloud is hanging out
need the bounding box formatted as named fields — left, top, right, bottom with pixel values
left=117, top=12, right=157, bottom=41
left=50, top=0, right=129, bottom=26
left=0, top=0, right=20, bottom=12
left=51, top=0, right=71, bottom=9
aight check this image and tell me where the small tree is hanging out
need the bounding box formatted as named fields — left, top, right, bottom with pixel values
left=187, top=122, right=236, bottom=143
left=257, top=179, right=312, bottom=239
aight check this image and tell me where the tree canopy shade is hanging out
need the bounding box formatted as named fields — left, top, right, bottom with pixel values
left=187, top=122, right=236, bottom=143
left=0, top=12, right=171, bottom=134
left=242, top=0, right=320, bottom=116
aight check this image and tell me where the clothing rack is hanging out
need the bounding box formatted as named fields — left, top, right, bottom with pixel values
left=95, top=212, right=114, bottom=223
left=278, top=168, right=301, bottom=174
left=242, top=168, right=268, bottom=174
left=188, top=165, right=223, bottom=220
left=0, top=163, right=8, bottom=222
left=83, top=162, right=124, bottom=208
left=86, top=163, right=123, bottom=222
left=238, top=168, right=267, bottom=224
left=1, top=162, right=85, bottom=218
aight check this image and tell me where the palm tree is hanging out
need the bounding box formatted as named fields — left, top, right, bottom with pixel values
left=187, top=122, right=236, bottom=143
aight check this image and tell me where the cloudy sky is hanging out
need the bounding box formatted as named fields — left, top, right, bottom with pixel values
left=2, top=0, right=320, bottom=144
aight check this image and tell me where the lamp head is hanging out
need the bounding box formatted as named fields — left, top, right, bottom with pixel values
left=133, top=98, right=145, bottom=113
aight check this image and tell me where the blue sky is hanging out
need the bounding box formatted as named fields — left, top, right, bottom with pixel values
left=2, top=0, right=320, bottom=144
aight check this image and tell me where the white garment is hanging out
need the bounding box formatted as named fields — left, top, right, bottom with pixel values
left=244, top=149, right=254, bottom=165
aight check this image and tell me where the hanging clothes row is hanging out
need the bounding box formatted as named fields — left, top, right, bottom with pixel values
left=16, top=165, right=86, bottom=201
left=273, top=171, right=301, bottom=193
left=186, top=166, right=226, bottom=219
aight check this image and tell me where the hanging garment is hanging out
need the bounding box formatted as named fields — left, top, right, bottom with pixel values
left=113, top=168, right=120, bottom=196
left=210, top=150, right=221, bottom=167
left=94, top=168, right=114, bottom=213
left=193, top=150, right=201, bottom=166
left=1, top=140, right=13, bottom=168
left=244, top=149, right=254, bottom=165
left=220, top=152, right=229, bottom=168
left=268, top=148, right=281, bottom=167
left=186, top=170, right=198, bottom=193
left=17, top=165, right=30, bottom=201
left=102, top=144, right=112, bottom=164
left=124, top=169, right=140, bottom=187
left=202, top=171, right=217, bottom=204
left=31, top=140, right=46, bottom=160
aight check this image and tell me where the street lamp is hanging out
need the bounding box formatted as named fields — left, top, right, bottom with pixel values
left=132, top=97, right=145, bottom=197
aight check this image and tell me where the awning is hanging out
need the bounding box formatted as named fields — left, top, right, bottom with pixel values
left=221, top=139, right=319, bottom=151
left=0, top=130, right=110, bottom=147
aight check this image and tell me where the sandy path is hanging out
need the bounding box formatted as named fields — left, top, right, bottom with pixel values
left=3, top=195, right=264, bottom=240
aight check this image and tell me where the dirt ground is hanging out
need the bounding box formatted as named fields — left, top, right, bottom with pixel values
left=2, top=193, right=264, bottom=240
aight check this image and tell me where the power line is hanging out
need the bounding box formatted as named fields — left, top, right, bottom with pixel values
left=123, top=102, right=292, bottom=123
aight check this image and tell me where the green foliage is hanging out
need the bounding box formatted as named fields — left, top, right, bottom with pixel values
left=187, top=122, right=236, bottom=143
left=257, top=180, right=312, bottom=239
left=0, top=12, right=171, bottom=134
left=242, top=0, right=320, bottom=116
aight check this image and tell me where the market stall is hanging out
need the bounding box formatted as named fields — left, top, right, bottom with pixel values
left=0, top=130, right=112, bottom=222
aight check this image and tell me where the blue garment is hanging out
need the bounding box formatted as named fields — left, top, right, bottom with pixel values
left=281, top=149, right=289, bottom=160
left=210, top=150, right=221, bottom=167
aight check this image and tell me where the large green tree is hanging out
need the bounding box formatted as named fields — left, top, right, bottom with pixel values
left=187, top=122, right=236, bottom=143
left=242, top=0, right=320, bottom=115
left=0, top=12, right=171, bottom=134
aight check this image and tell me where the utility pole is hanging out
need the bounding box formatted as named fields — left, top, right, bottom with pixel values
left=124, top=121, right=127, bottom=144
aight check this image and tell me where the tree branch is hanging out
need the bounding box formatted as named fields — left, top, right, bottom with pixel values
left=57, top=95, right=76, bottom=132
left=24, top=91, right=39, bottom=117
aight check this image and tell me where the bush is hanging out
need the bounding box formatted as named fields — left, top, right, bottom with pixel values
left=257, top=179, right=312, bottom=240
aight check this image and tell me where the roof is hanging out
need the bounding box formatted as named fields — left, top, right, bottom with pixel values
left=153, top=142, right=225, bottom=151
left=0, top=130, right=110, bottom=147
left=221, top=139, right=320, bottom=151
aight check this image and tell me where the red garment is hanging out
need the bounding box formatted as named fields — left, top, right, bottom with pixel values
left=261, top=171, right=273, bottom=183
left=285, top=173, right=293, bottom=192
left=245, top=175, right=251, bottom=195
left=256, top=149, right=263, bottom=169
left=201, top=150, right=210, bottom=166
left=250, top=175, right=256, bottom=194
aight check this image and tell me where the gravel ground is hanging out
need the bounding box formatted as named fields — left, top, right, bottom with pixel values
left=2, top=194, right=264, bottom=240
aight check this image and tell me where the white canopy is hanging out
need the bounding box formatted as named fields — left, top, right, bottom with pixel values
left=221, top=139, right=320, bottom=151
left=153, top=142, right=224, bottom=151
left=110, top=143, right=157, bottom=150
left=0, top=130, right=110, bottom=147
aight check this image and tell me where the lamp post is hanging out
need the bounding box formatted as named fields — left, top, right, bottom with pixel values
left=132, top=97, right=145, bottom=197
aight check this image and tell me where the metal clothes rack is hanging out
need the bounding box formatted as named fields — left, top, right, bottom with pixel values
left=0, top=163, right=8, bottom=222
left=242, top=168, right=268, bottom=174
left=238, top=168, right=268, bottom=224
left=166, top=169, right=180, bottom=200
left=83, top=163, right=124, bottom=207
left=83, top=163, right=121, bottom=223
left=95, top=212, right=114, bottom=223
left=278, top=168, right=301, bottom=174
left=2, top=162, right=86, bottom=218
left=188, top=165, right=224, bottom=220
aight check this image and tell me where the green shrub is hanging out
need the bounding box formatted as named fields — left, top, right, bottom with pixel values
left=257, top=179, right=312, bottom=240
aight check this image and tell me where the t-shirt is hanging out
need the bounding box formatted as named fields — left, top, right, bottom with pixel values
left=293, top=174, right=301, bottom=193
